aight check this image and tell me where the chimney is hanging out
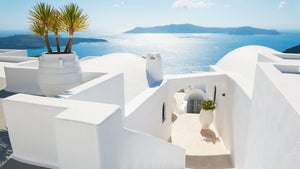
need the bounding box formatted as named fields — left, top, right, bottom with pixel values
left=146, top=53, right=163, bottom=83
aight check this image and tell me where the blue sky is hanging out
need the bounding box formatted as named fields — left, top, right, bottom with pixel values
left=0, top=0, right=299, bottom=34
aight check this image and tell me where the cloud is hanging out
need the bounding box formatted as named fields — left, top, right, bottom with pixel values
left=278, top=1, right=287, bottom=9
left=172, top=0, right=212, bottom=9
left=113, top=1, right=125, bottom=8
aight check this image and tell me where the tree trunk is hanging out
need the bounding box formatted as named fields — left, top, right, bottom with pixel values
left=64, top=32, right=73, bottom=53
left=44, top=26, right=52, bottom=54
left=55, top=32, right=60, bottom=53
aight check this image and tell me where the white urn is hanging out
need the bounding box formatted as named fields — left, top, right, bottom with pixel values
left=199, top=109, right=214, bottom=129
left=38, top=52, right=82, bottom=97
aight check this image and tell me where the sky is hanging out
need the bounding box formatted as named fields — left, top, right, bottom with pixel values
left=0, top=0, right=299, bottom=34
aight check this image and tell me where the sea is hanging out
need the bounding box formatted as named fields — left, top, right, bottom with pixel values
left=1, top=31, right=300, bottom=74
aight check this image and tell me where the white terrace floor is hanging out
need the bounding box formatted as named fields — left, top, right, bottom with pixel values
left=172, top=92, right=233, bottom=169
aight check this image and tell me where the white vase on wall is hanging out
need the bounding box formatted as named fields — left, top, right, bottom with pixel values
left=38, top=52, right=82, bottom=97
left=199, top=109, right=214, bottom=129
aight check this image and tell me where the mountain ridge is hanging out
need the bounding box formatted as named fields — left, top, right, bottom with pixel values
left=0, top=34, right=107, bottom=49
left=125, top=24, right=280, bottom=35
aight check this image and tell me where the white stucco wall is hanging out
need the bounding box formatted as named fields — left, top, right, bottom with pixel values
left=0, top=49, right=28, bottom=57
left=124, top=81, right=171, bottom=140
left=3, top=94, right=67, bottom=168
left=65, top=73, right=125, bottom=113
left=4, top=93, right=185, bottom=169
left=212, top=74, right=252, bottom=168
left=244, top=63, right=300, bottom=169
left=55, top=98, right=185, bottom=169
left=4, top=65, right=42, bottom=95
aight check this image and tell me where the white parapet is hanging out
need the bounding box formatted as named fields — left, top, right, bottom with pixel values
left=4, top=93, right=185, bottom=169
left=0, top=49, right=28, bottom=57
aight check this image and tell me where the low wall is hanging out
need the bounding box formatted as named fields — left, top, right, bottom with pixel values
left=55, top=98, right=185, bottom=169
left=3, top=94, right=67, bottom=168
left=4, top=93, right=185, bottom=169
left=66, top=73, right=125, bottom=112
left=4, top=65, right=42, bottom=95
left=0, top=49, right=28, bottom=57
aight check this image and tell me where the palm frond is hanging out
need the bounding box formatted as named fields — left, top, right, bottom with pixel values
left=30, top=22, right=45, bottom=37
left=60, top=3, right=89, bottom=33
left=49, top=10, right=63, bottom=33
left=28, top=2, right=54, bottom=27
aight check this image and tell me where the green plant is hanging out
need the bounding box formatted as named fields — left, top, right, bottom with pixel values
left=28, top=3, right=89, bottom=54
left=30, top=54, right=41, bottom=58
left=28, top=2, right=54, bottom=53
left=49, top=10, right=63, bottom=53
left=198, top=99, right=216, bottom=111
left=60, top=3, right=88, bottom=53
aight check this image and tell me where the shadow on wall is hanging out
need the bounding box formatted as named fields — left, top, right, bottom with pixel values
left=146, top=71, right=162, bottom=87
left=0, top=128, right=12, bottom=167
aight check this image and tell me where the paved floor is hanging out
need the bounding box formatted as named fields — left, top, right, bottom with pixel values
left=172, top=113, right=234, bottom=169
left=172, top=113, right=229, bottom=156
left=0, top=159, right=49, bottom=169
left=172, top=92, right=233, bottom=169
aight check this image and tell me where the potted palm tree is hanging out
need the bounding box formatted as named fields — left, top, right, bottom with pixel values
left=29, top=3, right=88, bottom=97
left=198, top=99, right=216, bottom=129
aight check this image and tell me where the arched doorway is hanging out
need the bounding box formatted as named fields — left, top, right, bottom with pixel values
left=186, top=91, right=206, bottom=113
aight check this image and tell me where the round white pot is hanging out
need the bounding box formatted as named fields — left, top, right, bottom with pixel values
left=199, top=109, right=214, bottom=129
left=38, top=52, right=82, bottom=97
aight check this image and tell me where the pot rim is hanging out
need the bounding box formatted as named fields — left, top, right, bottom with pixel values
left=42, top=51, right=76, bottom=55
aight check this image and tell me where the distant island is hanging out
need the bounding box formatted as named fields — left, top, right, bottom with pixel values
left=283, top=44, right=300, bottom=54
left=125, top=24, right=280, bottom=35
left=0, top=34, right=107, bottom=49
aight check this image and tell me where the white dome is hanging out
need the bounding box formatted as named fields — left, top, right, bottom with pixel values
left=80, top=53, right=148, bottom=104
left=216, top=45, right=280, bottom=83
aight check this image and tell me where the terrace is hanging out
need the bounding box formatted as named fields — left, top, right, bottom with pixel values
left=0, top=46, right=299, bottom=169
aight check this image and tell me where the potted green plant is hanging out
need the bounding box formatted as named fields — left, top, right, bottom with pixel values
left=198, top=98, right=216, bottom=129
left=29, top=3, right=88, bottom=97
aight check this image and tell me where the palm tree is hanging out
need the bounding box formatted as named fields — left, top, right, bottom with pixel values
left=49, top=10, right=63, bottom=53
left=28, top=2, right=54, bottom=53
left=60, top=3, right=88, bottom=53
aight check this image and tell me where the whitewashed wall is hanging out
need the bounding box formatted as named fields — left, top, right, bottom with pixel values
left=212, top=74, right=252, bottom=168
left=66, top=73, right=125, bottom=114
left=0, top=49, right=28, bottom=57
left=244, top=64, right=300, bottom=169
left=124, top=81, right=171, bottom=140
left=4, top=65, right=42, bottom=95
left=3, top=94, right=67, bottom=168
left=4, top=93, right=185, bottom=169
left=55, top=99, right=185, bottom=169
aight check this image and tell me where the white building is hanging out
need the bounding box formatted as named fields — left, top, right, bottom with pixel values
left=0, top=45, right=299, bottom=169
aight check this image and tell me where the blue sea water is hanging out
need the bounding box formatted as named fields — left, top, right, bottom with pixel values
left=4, top=32, right=300, bottom=74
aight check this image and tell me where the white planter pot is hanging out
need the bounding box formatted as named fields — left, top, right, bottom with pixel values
left=38, top=52, right=82, bottom=97
left=199, top=109, right=214, bottom=129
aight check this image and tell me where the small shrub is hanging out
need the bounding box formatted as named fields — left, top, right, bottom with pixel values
left=198, top=98, right=216, bottom=111
left=30, top=54, right=40, bottom=58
